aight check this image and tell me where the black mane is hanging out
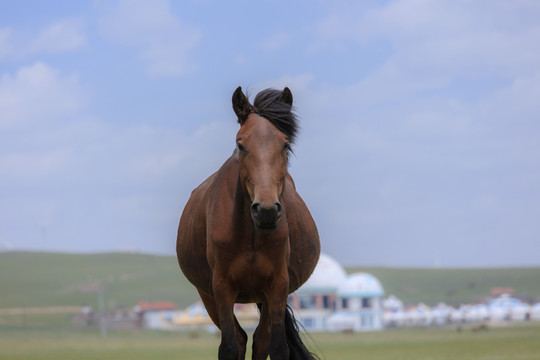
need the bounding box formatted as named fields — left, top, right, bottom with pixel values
left=252, top=89, right=299, bottom=144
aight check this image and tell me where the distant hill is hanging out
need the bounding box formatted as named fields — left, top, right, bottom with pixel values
left=1, top=252, right=539, bottom=310
left=0, top=252, right=198, bottom=310
left=347, top=266, right=540, bottom=306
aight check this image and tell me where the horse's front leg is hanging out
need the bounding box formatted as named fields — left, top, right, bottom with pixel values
left=267, top=273, right=290, bottom=360
left=198, top=289, right=247, bottom=359
left=234, top=315, right=248, bottom=359
left=213, top=273, right=241, bottom=360
left=252, top=303, right=270, bottom=360
left=253, top=271, right=290, bottom=360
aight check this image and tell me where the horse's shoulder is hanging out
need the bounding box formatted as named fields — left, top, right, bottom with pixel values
left=190, top=155, right=237, bottom=199
left=189, top=171, right=217, bottom=201
left=285, top=173, right=296, bottom=190
left=283, top=174, right=307, bottom=210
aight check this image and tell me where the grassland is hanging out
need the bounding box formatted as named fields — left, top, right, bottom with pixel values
left=0, top=324, right=539, bottom=360
left=0, top=252, right=200, bottom=309
left=1, top=251, right=539, bottom=312
left=2, top=252, right=540, bottom=359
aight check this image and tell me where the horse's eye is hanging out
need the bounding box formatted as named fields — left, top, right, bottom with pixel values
left=237, top=143, right=245, bottom=152
left=283, top=143, right=291, bottom=151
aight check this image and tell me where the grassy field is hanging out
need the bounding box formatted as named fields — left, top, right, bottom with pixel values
left=3, top=252, right=539, bottom=359
left=0, top=324, right=539, bottom=360
left=0, top=252, right=199, bottom=309
left=1, top=251, right=540, bottom=311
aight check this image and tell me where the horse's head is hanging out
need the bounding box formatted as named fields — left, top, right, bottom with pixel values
left=232, top=86, right=298, bottom=230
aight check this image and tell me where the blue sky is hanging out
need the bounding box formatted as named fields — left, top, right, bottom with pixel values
left=1, top=0, right=540, bottom=267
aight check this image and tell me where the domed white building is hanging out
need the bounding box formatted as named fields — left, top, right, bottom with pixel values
left=327, top=272, right=385, bottom=331
left=288, top=253, right=347, bottom=331
left=301, top=253, right=348, bottom=293
left=289, top=253, right=385, bottom=332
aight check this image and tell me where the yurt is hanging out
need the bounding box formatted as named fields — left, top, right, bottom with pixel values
left=289, top=253, right=347, bottom=331
left=326, top=272, right=385, bottom=331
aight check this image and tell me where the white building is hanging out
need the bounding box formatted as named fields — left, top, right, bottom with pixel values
left=288, top=253, right=346, bottom=331
left=289, top=253, right=385, bottom=332
left=488, top=293, right=531, bottom=322
left=326, top=273, right=385, bottom=331
left=531, top=303, right=540, bottom=320
left=381, top=293, right=538, bottom=328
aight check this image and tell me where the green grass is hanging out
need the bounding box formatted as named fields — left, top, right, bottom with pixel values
left=1, top=251, right=539, bottom=311
left=310, top=324, right=540, bottom=360
left=0, top=328, right=220, bottom=360
left=0, top=252, right=199, bottom=309
left=0, top=313, right=73, bottom=329
left=0, top=324, right=539, bottom=360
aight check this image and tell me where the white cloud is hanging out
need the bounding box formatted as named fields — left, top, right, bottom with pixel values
left=0, top=114, right=236, bottom=252
left=98, top=0, right=201, bottom=77
left=28, top=19, right=86, bottom=54
left=478, top=71, right=540, bottom=123
left=0, top=19, right=85, bottom=61
left=0, top=59, right=236, bottom=252
left=0, top=62, right=88, bottom=185
left=314, top=1, right=540, bottom=80
left=0, top=62, right=86, bottom=128
left=288, top=1, right=540, bottom=266
left=307, top=1, right=540, bottom=131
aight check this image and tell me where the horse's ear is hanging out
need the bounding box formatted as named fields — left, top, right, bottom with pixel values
left=232, top=86, right=251, bottom=124
left=279, top=87, right=293, bottom=106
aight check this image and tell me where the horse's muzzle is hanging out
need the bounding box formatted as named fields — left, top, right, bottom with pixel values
left=250, top=202, right=283, bottom=229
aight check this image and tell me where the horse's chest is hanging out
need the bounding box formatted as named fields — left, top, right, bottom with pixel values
left=228, top=252, right=277, bottom=290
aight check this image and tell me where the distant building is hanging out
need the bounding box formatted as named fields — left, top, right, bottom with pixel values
left=288, top=253, right=347, bottom=331
left=289, top=253, right=385, bottom=332
left=134, top=301, right=177, bottom=329
left=383, top=295, right=404, bottom=312
left=133, top=261, right=540, bottom=332
left=381, top=293, right=540, bottom=328
left=488, top=293, right=529, bottom=321
left=170, top=302, right=259, bottom=332
left=326, top=272, right=385, bottom=331
left=531, top=303, right=540, bottom=320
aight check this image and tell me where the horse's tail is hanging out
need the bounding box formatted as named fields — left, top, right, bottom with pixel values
left=285, top=305, right=319, bottom=360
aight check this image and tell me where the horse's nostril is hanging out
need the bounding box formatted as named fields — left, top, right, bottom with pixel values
left=250, top=202, right=282, bottom=228
left=275, top=202, right=283, bottom=218
left=250, top=203, right=261, bottom=219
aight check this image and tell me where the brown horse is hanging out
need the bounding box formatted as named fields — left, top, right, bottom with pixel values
left=177, top=86, right=320, bottom=360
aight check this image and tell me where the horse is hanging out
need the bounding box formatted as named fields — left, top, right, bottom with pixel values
left=177, top=86, right=320, bottom=360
